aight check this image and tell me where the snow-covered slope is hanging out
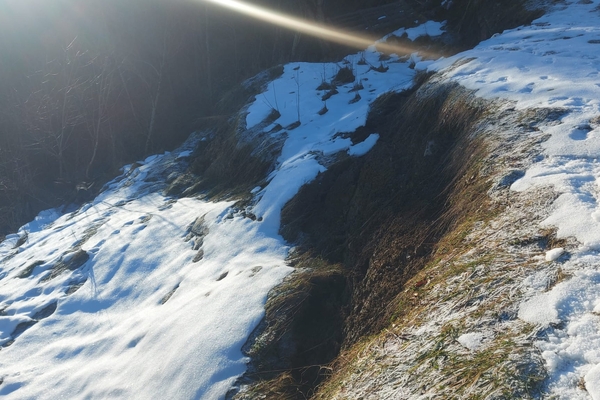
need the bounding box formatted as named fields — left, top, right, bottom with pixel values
left=0, top=23, right=444, bottom=399
left=430, top=1, right=600, bottom=397
left=0, top=138, right=291, bottom=399
left=7, top=0, right=600, bottom=396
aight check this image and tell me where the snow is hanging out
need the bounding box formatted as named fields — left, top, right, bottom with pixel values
left=0, top=23, right=420, bottom=399
left=385, top=20, right=446, bottom=41
left=6, top=2, right=600, bottom=395
left=428, top=1, right=600, bottom=396
left=176, top=150, right=192, bottom=159
left=0, top=145, right=292, bottom=399
left=518, top=292, right=560, bottom=327
left=586, top=364, right=600, bottom=400
left=348, top=133, right=379, bottom=156
left=546, top=247, right=565, bottom=262
left=457, top=332, right=484, bottom=351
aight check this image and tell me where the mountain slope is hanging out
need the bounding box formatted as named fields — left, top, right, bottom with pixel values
left=0, top=138, right=291, bottom=398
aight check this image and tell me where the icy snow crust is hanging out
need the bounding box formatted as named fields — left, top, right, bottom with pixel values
left=431, top=1, right=600, bottom=397
left=0, top=24, right=444, bottom=399
left=0, top=148, right=291, bottom=399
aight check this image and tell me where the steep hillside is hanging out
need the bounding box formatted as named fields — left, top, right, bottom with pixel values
left=226, top=0, right=600, bottom=399
left=3, top=0, right=599, bottom=399
left=310, top=1, right=600, bottom=399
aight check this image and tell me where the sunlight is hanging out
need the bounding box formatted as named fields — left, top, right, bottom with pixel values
left=201, top=0, right=438, bottom=58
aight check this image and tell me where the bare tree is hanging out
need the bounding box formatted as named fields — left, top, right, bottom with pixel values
left=24, top=38, right=87, bottom=179
left=82, top=54, right=116, bottom=179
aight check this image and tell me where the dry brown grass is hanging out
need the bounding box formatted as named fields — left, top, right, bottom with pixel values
left=311, top=84, right=568, bottom=399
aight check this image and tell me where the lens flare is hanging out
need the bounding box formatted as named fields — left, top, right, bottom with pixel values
left=202, top=0, right=438, bottom=58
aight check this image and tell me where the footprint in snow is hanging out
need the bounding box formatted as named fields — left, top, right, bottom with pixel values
left=127, top=335, right=144, bottom=348
left=64, top=278, right=87, bottom=295
left=216, top=271, right=229, bottom=281
left=2, top=302, right=58, bottom=348
left=139, top=214, right=153, bottom=224
left=519, top=83, right=535, bottom=94
left=0, top=381, right=23, bottom=395
left=131, top=225, right=147, bottom=235
left=17, top=287, right=42, bottom=301
left=566, top=97, right=585, bottom=107
left=88, top=239, right=106, bottom=254
left=158, top=199, right=177, bottom=211
left=549, top=96, right=569, bottom=104
left=569, top=124, right=593, bottom=140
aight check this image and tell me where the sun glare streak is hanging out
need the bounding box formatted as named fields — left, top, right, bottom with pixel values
left=201, top=0, right=438, bottom=58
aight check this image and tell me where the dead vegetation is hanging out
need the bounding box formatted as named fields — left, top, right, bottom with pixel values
left=231, top=254, right=348, bottom=400
left=309, top=98, right=575, bottom=399
left=229, top=74, right=498, bottom=398
left=229, top=63, right=576, bottom=398
left=163, top=66, right=288, bottom=204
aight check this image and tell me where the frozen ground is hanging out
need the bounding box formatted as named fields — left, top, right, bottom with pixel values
left=431, top=0, right=600, bottom=397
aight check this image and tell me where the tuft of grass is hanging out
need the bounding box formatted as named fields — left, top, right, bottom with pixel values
left=321, top=89, right=339, bottom=101
left=317, top=81, right=336, bottom=91
left=332, top=66, right=355, bottom=85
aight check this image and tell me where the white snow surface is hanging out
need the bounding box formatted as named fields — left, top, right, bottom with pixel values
left=0, top=31, right=421, bottom=399
left=430, top=1, right=600, bottom=397
left=385, top=20, right=446, bottom=41
left=546, top=247, right=565, bottom=262
left=457, top=332, right=484, bottom=351
left=0, top=147, right=291, bottom=399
